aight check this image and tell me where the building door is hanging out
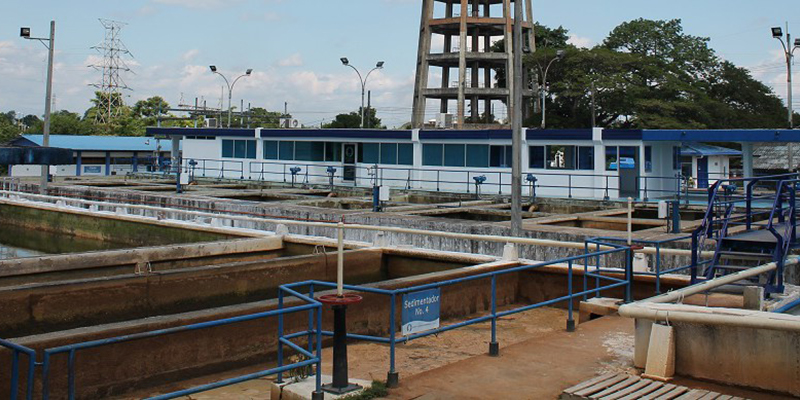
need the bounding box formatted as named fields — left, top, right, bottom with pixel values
left=697, top=157, right=709, bottom=189
left=618, top=146, right=640, bottom=199
left=343, top=143, right=356, bottom=181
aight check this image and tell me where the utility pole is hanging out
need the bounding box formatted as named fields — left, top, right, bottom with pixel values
left=772, top=23, right=800, bottom=170
left=20, top=21, right=55, bottom=194
left=511, top=0, right=524, bottom=236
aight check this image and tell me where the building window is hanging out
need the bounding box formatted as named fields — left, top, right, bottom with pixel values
left=578, top=147, right=594, bottom=170
left=279, top=141, right=294, bottom=161
left=529, top=146, right=545, bottom=169
left=467, top=145, right=489, bottom=168
left=381, top=143, right=398, bottom=165
left=605, top=146, right=618, bottom=171
left=547, top=145, right=575, bottom=170
left=645, top=146, right=653, bottom=172
left=490, top=145, right=511, bottom=167
left=398, top=143, right=413, bottom=165
left=264, top=141, right=278, bottom=160
left=222, top=139, right=256, bottom=159
left=295, top=141, right=324, bottom=162
left=423, top=144, right=443, bottom=166
left=359, top=143, right=379, bottom=164
left=222, top=140, right=234, bottom=158
left=620, top=146, right=638, bottom=171
left=325, top=142, right=342, bottom=162
left=444, top=144, right=466, bottom=167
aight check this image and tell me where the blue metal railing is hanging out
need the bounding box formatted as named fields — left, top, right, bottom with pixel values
left=1, top=339, right=36, bottom=400
left=276, top=246, right=632, bottom=384
left=585, top=236, right=697, bottom=295
left=159, top=157, right=694, bottom=201
left=36, top=301, right=322, bottom=400
left=692, top=173, right=799, bottom=290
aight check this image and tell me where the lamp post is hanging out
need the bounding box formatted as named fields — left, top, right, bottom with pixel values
left=209, top=66, right=252, bottom=128
left=340, top=58, right=384, bottom=129
left=20, top=21, right=55, bottom=194
left=538, top=49, right=565, bottom=130
left=772, top=24, right=800, bottom=170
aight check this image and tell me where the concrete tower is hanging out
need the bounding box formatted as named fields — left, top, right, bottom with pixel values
left=411, top=0, right=535, bottom=129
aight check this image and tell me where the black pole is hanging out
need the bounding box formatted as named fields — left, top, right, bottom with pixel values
left=322, top=305, right=361, bottom=394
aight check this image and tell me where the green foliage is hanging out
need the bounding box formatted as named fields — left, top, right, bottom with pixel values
left=323, top=107, right=384, bottom=129
left=529, top=18, right=790, bottom=129
left=338, top=381, right=388, bottom=400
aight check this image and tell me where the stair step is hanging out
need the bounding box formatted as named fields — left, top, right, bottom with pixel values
left=717, top=251, right=773, bottom=259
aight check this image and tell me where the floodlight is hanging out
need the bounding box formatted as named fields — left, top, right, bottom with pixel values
left=246, top=69, right=253, bottom=75
left=20, top=27, right=30, bottom=38
left=376, top=61, right=385, bottom=68
left=772, top=27, right=783, bottom=38
left=340, top=57, right=349, bottom=66
left=209, top=65, right=217, bottom=72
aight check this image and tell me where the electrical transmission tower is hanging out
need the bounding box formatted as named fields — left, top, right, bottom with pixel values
left=89, top=19, right=133, bottom=124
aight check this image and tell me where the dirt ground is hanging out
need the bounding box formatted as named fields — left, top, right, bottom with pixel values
left=144, top=306, right=572, bottom=399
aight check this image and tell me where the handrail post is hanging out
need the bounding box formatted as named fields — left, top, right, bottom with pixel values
left=489, top=275, right=499, bottom=356
left=68, top=349, right=76, bottom=400
left=10, top=350, right=18, bottom=400
left=690, top=231, right=699, bottom=285
left=604, top=175, right=610, bottom=201
left=42, top=352, right=51, bottom=400
left=582, top=242, right=589, bottom=302
left=436, top=170, right=440, bottom=192
left=655, top=246, right=661, bottom=294
left=312, top=306, right=323, bottom=400
left=387, top=293, right=399, bottom=387
left=566, top=260, right=575, bottom=332
left=498, top=172, right=502, bottom=195
left=276, top=290, right=284, bottom=384
left=308, top=285, right=315, bottom=355
left=624, top=247, right=634, bottom=303
left=568, top=174, right=573, bottom=198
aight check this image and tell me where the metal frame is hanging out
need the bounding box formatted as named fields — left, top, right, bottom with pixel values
left=276, top=245, right=632, bottom=387
left=30, top=302, right=322, bottom=399
left=692, top=173, right=800, bottom=293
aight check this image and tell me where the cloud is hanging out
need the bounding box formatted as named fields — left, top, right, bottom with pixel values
left=181, top=49, right=200, bottom=62
left=151, top=0, right=240, bottom=10
left=277, top=53, right=303, bottom=67
left=567, top=34, right=594, bottom=49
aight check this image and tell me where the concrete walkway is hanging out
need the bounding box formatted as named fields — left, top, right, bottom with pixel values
left=385, top=315, right=636, bottom=400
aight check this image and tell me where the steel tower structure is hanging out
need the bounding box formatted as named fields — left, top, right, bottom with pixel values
left=90, top=19, right=133, bottom=125
left=411, top=0, right=535, bottom=129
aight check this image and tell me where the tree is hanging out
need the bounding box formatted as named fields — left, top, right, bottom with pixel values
left=528, top=19, right=789, bottom=129
left=322, top=107, right=384, bottom=129
left=133, top=96, right=170, bottom=119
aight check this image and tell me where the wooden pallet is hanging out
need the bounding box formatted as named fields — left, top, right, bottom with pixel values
left=561, top=373, right=748, bottom=400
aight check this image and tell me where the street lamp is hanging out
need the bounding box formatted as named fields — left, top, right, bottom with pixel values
left=340, top=58, right=384, bottom=128
left=538, top=49, right=565, bottom=129
left=20, top=21, right=55, bottom=194
left=209, top=66, right=252, bottom=128
left=771, top=24, right=800, bottom=170
left=772, top=25, right=800, bottom=128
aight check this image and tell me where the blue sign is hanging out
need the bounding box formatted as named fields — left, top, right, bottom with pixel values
left=84, top=166, right=102, bottom=174
left=401, top=288, right=441, bottom=336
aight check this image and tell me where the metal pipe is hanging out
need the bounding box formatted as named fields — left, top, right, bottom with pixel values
left=619, top=302, right=800, bottom=332
left=644, top=257, right=798, bottom=305
left=337, top=222, right=344, bottom=296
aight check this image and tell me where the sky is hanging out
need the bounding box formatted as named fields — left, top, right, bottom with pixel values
left=1, top=0, right=800, bottom=129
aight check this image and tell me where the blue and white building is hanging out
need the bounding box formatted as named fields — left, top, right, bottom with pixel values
left=7, top=135, right=174, bottom=177
left=146, top=127, right=799, bottom=201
